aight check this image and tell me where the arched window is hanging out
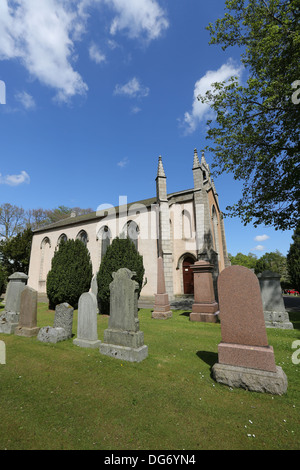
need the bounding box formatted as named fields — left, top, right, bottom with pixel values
left=76, top=230, right=88, bottom=246
left=39, top=237, right=51, bottom=284
left=57, top=233, right=67, bottom=246
left=182, top=210, right=192, bottom=239
left=97, top=225, right=112, bottom=261
left=122, top=220, right=139, bottom=250
left=212, top=205, right=219, bottom=257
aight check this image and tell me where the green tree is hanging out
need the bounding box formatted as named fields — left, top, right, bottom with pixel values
left=0, top=262, right=7, bottom=296
left=97, top=237, right=145, bottom=315
left=46, top=239, right=92, bottom=309
left=287, top=224, right=300, bottom=291
left=198, top=0, right=300, bottom=230
left=228, top=252, right=257, bottom=269
left=254, top=249, right=287, bottom=278
left=0, top=227, right=33, bottom=276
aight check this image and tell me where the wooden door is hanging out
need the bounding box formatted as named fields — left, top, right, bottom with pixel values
left=183, top=257, right=194, bottom=294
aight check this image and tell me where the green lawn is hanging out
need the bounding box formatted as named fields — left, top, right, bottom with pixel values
left=0, top=301, right=299, bottom=450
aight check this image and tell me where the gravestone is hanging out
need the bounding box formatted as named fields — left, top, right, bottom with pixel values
left=0, top=272, right=28, bottom=334
left=90, top=273, right=99, bottom=313
left=73, top=292, right=101, bottom=348
left=99, top=268, right=148, bottom=362
left=189, top=260, right=219, bottom=322
left=212, top=265, right=288, bottom=395
left=0, top=340, right=5, bottom=364
left=15, top=286, right=40, bottom=337
left=258, top=271, right=293, bottom=329
left=152, top=257, right=172, bottom=319
left=37, top=302, right=74, bottom=344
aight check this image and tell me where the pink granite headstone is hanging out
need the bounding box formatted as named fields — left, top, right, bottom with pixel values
left=152, top=257, right=172, bottom=319
left=189, top=260, right=219, bottom=322
left=217, top=265, right=276, bottom=372
left=15, top=286, right=40, bottom=337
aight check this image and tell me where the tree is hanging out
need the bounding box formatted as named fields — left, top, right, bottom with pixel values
left=0, top=203, right=25, bottom=239
left=287, top=223, right=300, bottom=291
left=198, top=0, right=300, bottom=230
left=97, top=237, right=145, bottom=315
left=46, top=239, right=93, bottom=309
left=228, top=252, right=257, bottom=269
left=254, top=249, right=287, bottom=278
left=0, top=227, right=33, bottom=276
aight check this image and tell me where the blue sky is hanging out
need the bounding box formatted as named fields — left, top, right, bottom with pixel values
left=0, top=0, right=294, bottom=257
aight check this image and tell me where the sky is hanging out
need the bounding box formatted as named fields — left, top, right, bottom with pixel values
left=0, top=0, right=294, bottom=257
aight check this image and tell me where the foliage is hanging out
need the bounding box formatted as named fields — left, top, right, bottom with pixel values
left=0, top=227, right=33, bottom=276
left=97, top=237, right=145, bottom=314
left=199, top=0, right=300, bottom=230
left=228, top=252, right=257, bottom=269
left=0, top=203, right=25, bottom=239
left=46, top=239, right=92, bottom=309
left=0, top=262, right=7, bottom=296
left=287, top=223, right=300, bottom=291
left=254, top=249, right=288, bottom=278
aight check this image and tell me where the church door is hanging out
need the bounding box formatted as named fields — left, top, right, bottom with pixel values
left=183, top=257, right=194, bottom=294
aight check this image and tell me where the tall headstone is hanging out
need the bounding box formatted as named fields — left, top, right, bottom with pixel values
left=258, top=271, right=293, bottom=329
left=15, top=286, right=40, bottom=337
left=37, top=302, right=74, bottom=343
left=189, top=260, right=219, bottom=322
left=212, top=265, right=288, bottom=395
left=73, top=292, right=101, bottom=348
left=0, top=272, right=28, bottom=334
left=152, top=257, right=172, bottom=319
left=99, top=268, right=148, bottom=362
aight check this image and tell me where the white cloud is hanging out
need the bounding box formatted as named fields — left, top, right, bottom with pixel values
left=0, top=0, right=168, bottom=102
left=180, top=60, right=243, bottom=134
left=253, top=245, right=265, bottom=252
left=0, top=170, right=30, bottom=186
left=117, top=157, right=129, bottom=168
left=89, top=42, right=106, bottom=64
left=15, top=91, right=36, bottom=109
left=114, top=77, right=149, bottom=98
left=254, top=234, right=270, bottom=242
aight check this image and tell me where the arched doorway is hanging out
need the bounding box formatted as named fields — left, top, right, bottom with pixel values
left=182, top=256, right=195, bottom=294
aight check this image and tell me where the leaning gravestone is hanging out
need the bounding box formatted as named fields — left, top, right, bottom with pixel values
left=258, top=271, right=293, bottom=329
left=0, top=272, right=28, bottom=334
left=37, top=302, right=74, bottom=344
left=73, top=292, right=101, bottom=348
left=15, top=286, right=40, bottom=337
left=99, top=268, right=148, bottom=362
left=212, top=265, right=288, bottom=395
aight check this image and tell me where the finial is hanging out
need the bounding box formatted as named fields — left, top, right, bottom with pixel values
left=157, top=155, right=166, bottom=178
left=193, top=148, right=200, bottom=169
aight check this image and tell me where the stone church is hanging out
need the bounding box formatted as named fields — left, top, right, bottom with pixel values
left=27, top=149, right=230, bottom=302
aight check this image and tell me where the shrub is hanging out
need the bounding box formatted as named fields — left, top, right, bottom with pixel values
left=47, top=239, right=92, bottom=309
left=0, top=263, right=7, bottom=297
left=97, top=237, right=145, bottom=314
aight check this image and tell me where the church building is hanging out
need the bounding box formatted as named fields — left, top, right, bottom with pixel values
left=27, top=149, right=230, bottom=302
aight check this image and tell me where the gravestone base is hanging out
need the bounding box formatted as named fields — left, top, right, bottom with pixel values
left=37, top=326, right=68, bottom=343
left=190, top=301, right=219, bottom=323
left=99, top=343, right=148, bottom=363
left=0, top=312, right=19, bottom=334
left=189, top=311, right=219, bottom=323
left=15, top=326, right=40, bottom=337
left=218, top=342, right=277, bottom=372
left=73, top=337, right=101, bottom=349
left=264, top=311, right=293, bottom=329
left=212, top=363, right=288, bottom=395
left=152, top=294, right=172, bottom=319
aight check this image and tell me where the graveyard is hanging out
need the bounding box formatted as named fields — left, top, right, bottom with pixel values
left=0, top=290, right=299, bottom=450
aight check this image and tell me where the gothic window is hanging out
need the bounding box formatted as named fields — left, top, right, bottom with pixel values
left=182, top=210, right=192, bottom=239
left=122, top=220, right=140, bottom=250
left=76, top=230, right=88, bottom=246
left=98, top=225, right=112, bottom=261
left=57, top=233, right=67, bottom=246
left=39, top=237, right=51, bottom=282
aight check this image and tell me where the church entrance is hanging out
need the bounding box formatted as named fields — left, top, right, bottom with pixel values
left=182, top=256, right=195, bottom=294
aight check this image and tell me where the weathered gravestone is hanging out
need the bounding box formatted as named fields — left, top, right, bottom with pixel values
left=15, top=286, right=40, bottom=337
left=258, top=271, right=293, bottom=329
left=189, top=260, right=219, bottom=323
left=99, top=268, right=148, bottom=362
left=37, top=302, right=74, bottom=343
left=0, top=272, right=28, bottom=334
left=212, top=265, right=288, bottom=395
left=152, top=257, right=172, bottom=319
left=73, top=292, right=101, bottom=348
left=90, top=273, right=99, bottom=313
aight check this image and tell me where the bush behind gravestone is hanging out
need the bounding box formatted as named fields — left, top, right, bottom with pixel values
left=97, top=237, right=145, bottom=314
left=47, top=239, right=92, bottom=309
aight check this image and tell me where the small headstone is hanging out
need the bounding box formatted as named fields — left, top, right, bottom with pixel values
left=152, top=257, right=172, bottom=319
left=258, top=271, right=293, bottom=329
left=189, top=260, right=219, bottom=322
left=37, top=302, right=74, bottom=344
left=212, top=265, right=288, bottom=395
left=15, top=286, right=40, bottom=337
left=73, top=292, right=101, bottom=348
left=99, top=268, right=148, bottom=362
left=0, top=340, right=6, bottom=364
left=0, top=272, right=28, bottom=334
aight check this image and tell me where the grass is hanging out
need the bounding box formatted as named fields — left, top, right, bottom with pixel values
left=0, top=300, right=299, bottom=450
